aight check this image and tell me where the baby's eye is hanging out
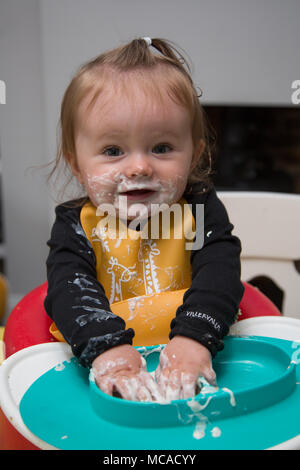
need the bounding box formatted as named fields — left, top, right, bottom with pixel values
left=103, top=146, right=123, bottom=157
left=152, top=144, right=172, bottom=154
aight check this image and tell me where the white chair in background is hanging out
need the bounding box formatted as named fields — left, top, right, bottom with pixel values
left=218, top=191, right=300, bottom=319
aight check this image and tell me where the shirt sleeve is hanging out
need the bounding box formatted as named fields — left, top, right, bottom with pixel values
left=169, top=185, right=245, bottom=357
left=44, top=202, right=134, bottom=368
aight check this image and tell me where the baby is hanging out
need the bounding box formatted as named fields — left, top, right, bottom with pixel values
left=45, top=37, right=244, bottom=401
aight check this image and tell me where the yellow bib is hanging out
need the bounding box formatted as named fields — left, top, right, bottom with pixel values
left=50, top=198, right=195, bottom=346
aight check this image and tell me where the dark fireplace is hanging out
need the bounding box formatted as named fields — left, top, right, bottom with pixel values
left=204, top=106, right=300, bottom=194
left=204, top=105, right=300, bottom=311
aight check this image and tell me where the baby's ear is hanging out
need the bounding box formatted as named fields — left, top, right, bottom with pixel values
left=66, top=153, right=84, bottom=184
left=191, top=139, right=205, bottom=171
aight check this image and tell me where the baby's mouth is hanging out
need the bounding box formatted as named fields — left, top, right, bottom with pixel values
left=118, top=189, right=156, bottom=201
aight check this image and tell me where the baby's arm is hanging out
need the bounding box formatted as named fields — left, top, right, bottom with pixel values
left=44, top=202, right=134, bottom=368
left=45, top=203, right=161, bottom=401
left=162, top=186, right=244, bottom=399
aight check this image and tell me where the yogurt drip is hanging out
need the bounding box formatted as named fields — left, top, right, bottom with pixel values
left=187, top=380, right=236, bottom=440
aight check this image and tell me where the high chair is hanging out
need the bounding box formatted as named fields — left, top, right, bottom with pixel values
left=0, top=192, right=288, bottom=450
left=218, top=191, right=300, bottom=319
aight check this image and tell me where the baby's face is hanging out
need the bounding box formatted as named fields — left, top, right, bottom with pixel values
left=71, top=82, right=202, bottom=220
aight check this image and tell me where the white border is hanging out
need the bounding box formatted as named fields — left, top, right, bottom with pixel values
left=0, top=342, right=73, bottom=449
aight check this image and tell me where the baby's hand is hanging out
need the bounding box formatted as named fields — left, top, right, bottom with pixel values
left=155, top=336, right=216, bottom=401
left=92, top=344, right=162, bottom=402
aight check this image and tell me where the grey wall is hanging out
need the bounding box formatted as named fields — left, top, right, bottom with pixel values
left=0, top=0, right=49, bottom=307
left=0, top=0, right=300, bottom=306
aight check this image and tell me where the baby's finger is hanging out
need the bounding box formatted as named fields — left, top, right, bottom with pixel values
left=202, top=366, right=217, bottom=386
left=96, top=375, right=114, bottom=396
left=155, top=366, right=170, bottom=397
left=111, top=376, right=139, bottom=401
left=136, top=384, right=153, bottom=402
left=165, top=369, right=182, bottom=401
left=155, top=364, right=162, bottom=384
left=141, top=371, right=164, bottom=402
left=181, top=373, right=197, bottom=399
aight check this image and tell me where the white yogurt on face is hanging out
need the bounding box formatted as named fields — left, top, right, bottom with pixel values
left=86, top=170, right=186, bottom=221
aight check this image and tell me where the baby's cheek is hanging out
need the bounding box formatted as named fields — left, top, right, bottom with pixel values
left=85, top=175, right=116, bottom=207
left=162, top=174, right=188, bottom=204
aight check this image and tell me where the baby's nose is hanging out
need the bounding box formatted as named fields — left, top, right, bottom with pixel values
left=124, top=154, right=153, bottom=178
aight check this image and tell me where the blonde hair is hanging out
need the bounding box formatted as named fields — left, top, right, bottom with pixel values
left=49, top=37, right=215, bottom=202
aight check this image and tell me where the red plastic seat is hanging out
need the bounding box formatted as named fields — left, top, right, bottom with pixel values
left=4, top=282, right=55, bottom=358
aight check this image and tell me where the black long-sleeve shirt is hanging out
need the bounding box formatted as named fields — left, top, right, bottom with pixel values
left=44, top=185, right=244, bottom=367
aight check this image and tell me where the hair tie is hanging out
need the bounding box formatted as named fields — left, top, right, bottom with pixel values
left=142, top=37, right=152, bottom=46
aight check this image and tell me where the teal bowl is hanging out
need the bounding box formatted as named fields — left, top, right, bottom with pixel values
left=89, top=336, right=296, bottom=428
left=18, top=335, right=300, bottom=449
